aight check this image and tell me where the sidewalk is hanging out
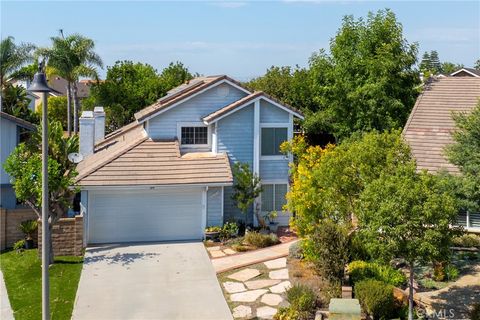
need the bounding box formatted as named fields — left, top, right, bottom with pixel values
left=1, top=270, right=14, bottom=320
left=211, top=240, right=298, bottom=273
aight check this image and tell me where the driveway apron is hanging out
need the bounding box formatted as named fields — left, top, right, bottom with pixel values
left=72, top=242, right=232, bottom=320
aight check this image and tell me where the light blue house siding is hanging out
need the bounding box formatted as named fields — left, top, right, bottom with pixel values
left=260, top=160, right=289, bottom=180
left=207, top=187, right=223, bottom=227
left=260, top=100, right=289, bottom=123
left=217, top=104, right=255, bottom=224
left=1, top=117, right=20, bottom=209
left=148, top=83, right=247, bottom=141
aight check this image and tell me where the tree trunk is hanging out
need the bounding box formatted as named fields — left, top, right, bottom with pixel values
left=408, top=263, right=414, bottom=320
left=66, top=82, right=72, bottom=136
left=72, top=83, right=79, bottom=134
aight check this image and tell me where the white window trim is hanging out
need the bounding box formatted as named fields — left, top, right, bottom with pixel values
left=260, top=124, right=289, bottom=160
left=261, top=182, right=289, bottom=213
left=176, top=122, right=211, bottom=148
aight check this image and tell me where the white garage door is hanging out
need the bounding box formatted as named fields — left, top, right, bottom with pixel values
left=88, top=188, right=204, bottom=244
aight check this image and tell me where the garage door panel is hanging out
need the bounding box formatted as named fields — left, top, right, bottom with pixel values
left=88, top=188, right=203, bottom=244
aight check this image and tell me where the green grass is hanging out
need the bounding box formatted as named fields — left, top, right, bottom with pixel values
left=0, top=249, right=83, bottom=320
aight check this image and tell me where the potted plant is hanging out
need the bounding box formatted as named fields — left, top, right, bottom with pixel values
left=19, top=220, right=38, bottom=249
left=264, top=211, right=279, bottom=232
left=205, top=226, right=222, bottom=240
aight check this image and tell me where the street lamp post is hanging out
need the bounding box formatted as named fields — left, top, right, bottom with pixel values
left=28, top=64, right=53, bottom=320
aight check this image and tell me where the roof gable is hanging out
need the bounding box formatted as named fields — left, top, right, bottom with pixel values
left=450, top=68, right=480, bottom=77
left=202, top=91, right=304, bottom=124
left=134, top=75, right=251, bottom=123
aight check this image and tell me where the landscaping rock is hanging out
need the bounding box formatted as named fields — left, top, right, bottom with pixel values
left=264, top=258, right=287, bottom=269
left=269, top=281, right=291, bottom=293
left=207, top=246, right=221, bottom=251
left=230, top=289, right=268, bottom=302
left=223, top=281, right=247, bottom=293
left=224, top=248, right=237, bottom=255
left=210, top=250, right=226, bottom=258
left=233, top=305, right=252, bottom=318
left=244, top=279, right=281, bottom=290
left=261, top=293, right=283, bottom=306
left=256, top=306, right=277, bottom=319
left=269, top=268, right=289, bottom=280
left=228, top=268, right=261, bottom=282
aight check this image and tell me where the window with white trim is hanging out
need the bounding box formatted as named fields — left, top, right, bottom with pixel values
left=261, top=127, right=288, bottom=156
left=261, top=184, right=288, bottom=212
left=180, top=126, right=208, bottom=145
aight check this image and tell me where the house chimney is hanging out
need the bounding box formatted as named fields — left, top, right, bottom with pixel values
left=93, top=106, right=105, bottom=142
left=79, top=111, right=95, bottom=157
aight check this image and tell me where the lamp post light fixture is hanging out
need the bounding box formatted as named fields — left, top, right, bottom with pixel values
left=27, top=63, right=53, bottom=320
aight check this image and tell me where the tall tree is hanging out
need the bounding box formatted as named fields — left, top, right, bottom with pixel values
left=38, top=31, right=103, bottom=135
left=441, top=61, right=464, bottom=75
left=358, top=164, right=459, bottom=320
left=419, top=51, right=432, bottom=74
left=88, top=60, right=194, bottom=131
left=4, top=121, right=79, bottom=264
left=475, top=59, right=480, bottom=70
left=429, top=50, right=441, bottom=74
left=0, top=36, right=35, bottom=89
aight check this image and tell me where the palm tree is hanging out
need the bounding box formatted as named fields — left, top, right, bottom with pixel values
left=0, top=36, right=35, bottom=88
left=38, top=31, right=103, bottom=135
left=0, top=36, right=35, bottom=111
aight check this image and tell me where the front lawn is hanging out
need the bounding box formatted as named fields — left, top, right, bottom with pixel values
left=0, top=249, right=83, bottom=320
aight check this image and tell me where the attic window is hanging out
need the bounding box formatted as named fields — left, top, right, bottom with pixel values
left=181, top=126, right=208, bottom=145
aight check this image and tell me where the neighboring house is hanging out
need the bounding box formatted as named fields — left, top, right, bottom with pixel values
left=403, top=76, right=480, bottom=231
left=48, top=76, right=92, bottom=99
left=0, top=111, right=35, bottom=209
left=450, top=67, right=480, bottom=78
left=76, top=75, right=304, bottom=244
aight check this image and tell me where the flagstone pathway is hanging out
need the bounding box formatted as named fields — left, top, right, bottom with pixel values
left=219, top=257, right=292, bottom=319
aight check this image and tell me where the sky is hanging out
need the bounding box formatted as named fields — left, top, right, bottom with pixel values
left=1, top=1, right=479, bottom=80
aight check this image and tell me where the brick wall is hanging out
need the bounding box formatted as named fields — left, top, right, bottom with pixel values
left=0, top=208, right=38, bottom=250
left=38, top=215, right=84, bottom=257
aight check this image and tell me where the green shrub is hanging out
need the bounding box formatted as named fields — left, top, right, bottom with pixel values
left=452, top=234, right=480, bottom=248
left=13, top=239, right=26, bottom=252
left=470, top=303, right=480, bottom=320
left=304, top=219, right=349, bottom=281
left=19, top=219, right=38, bottom=240
left=244, top=232, right=280, bottom=248
left=354, top=279, right=395, bottom=320
left=444, top=264, right=459, bottom=281
left=274, top=284, right=317, bottom=320
left=349, top=232, right=371, bottom=261
left=205, top=226, right=221, bottom=232
left=347, top=260, right=406, bottom=287
left=289, top=241, right=303, bottom=259
left=220, top=222, right=239, bottom=241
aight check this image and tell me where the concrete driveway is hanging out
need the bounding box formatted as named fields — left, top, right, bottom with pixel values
left=72, top=242, right=232, bottom=320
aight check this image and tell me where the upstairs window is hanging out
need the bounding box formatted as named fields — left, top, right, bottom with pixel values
left=180, top=126, right=208, bottom=145
left=261, top=127, right=288, bottom=156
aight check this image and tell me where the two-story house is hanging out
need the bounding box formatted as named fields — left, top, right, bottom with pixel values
left=76, top=75, right=303, bottom=244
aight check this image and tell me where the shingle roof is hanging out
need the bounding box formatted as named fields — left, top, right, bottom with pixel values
left=76, top=138, right=233, bottom=187
left=202, top=91, right=304, bottom=123
left=403, top=77, right=480, bottom=173
left=134, top=75, right=251, bottom=122
left=0, top=111, right=36, bottom=130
